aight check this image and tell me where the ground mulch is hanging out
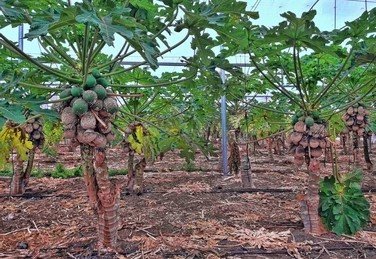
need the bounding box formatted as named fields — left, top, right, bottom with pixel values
left=1, top=145, right=375, bottom=258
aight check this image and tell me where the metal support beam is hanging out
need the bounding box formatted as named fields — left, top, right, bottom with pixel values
left=18, top=25, right=24, bottom=51
left=220, top=68, right=228, bottom=176
left=120, top=61, right=252, bottom=67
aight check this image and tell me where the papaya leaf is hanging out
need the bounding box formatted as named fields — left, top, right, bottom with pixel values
left=128, top=134, right=142, bottom=154
left=0, top=106, right=26, bottom=124
left=75, top=7, right=100, bottom=24
left=25, top=8, right=61, bottom=39
left=48, top=7, right=78, bottom=32
left=319, top=170, right=370, bottom=235
left=0, top=117, right=5, bottom=128
left=0, top=2, right=24, bottom=27
left=98, top=15, right=134, bottom=45
left=135, top=125, right=144, bottom=143
left=129, top=0, right=157, bottom=13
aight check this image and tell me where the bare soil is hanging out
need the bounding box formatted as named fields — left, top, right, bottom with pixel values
left=0, top=144, right=375, bottom=258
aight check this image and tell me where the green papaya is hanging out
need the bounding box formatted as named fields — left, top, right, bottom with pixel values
left=93, top=85, right=107, bottom=100
left=305, top=116, right=315, bottom=127
left=71, top=87, right=84, bottom=97
left=72, top=98, right=89, bottom=116
left=85, top=75, right=97, bottom=89
left=91, top=68, right=101, bottom=79
left=82, top=90, right=98, bottom=104
left=97, top=77, right=109, bottom=88
left=59, top=89, right=72, bottom=99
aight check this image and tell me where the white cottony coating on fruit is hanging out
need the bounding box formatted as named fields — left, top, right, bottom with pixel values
left=82, top=90, right=98, bottom=104
left=92, top=133, right=107, bottom=148
left=103, top=97, right=118, bottom=114
left=80, top=112, right=97, bottom=130
left=61, top=107, right=78, bottom=125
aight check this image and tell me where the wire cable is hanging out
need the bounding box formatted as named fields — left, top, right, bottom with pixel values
left=309, top=0, right=320, bottom=11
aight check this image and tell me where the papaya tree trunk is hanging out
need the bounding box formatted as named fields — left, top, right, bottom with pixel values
left=228, top=141, right=241, bottom=175
left=10, top=147, right=37, bottom=195
left=281, top=132, right=287, bottom=151
left=324, top=146, right=332, bottom=163
left=363, top=134, right=373, bottom=170
left=10, top=153, right=25, bottom=195
left=275, top=137, right=283, bottom=155
left=94, top=147, right=120, bottom=249
left=23, top=147, right=36, bottom=189
left=266, top=138, right=274, bottom=161
left=352, top=133, right=360, bottom=166
left=340, top=133, right=348, bottom=154
left=251, top=135, right=261, bottom=155
left=339, top=133, right=347, bottom=155
left=305, top=172, right=325, bottom=234
left=81, top=143, right=119, bottom=249
left=125, top=151, right=135, bottom=194
left=134, top=158, right=146, bottom=195
left=205, top=125, right=211, bottom=142
left=241, top=154, right=253, bottom=187
left=81, top=144, right=98, bottom=210
left=300, top=159, right=326, bottom=234
left=368, top=133, right=372, bottom=154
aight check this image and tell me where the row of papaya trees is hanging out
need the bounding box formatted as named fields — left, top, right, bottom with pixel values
left=0, top=0, right=256, bottom=249
left=0, top=0, right=375, bottom=251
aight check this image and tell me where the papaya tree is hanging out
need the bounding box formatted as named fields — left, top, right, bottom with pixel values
left=335, top=49, right=375, bottom=167
left=114, top=66, right=234, bottom=194
left=0, top=46, right=63, bottom=194
left=0, top=107, right=56, bottom=195
left=221, top=9, right=376, bottom=234
left=0, top=0, right=256, bottom=249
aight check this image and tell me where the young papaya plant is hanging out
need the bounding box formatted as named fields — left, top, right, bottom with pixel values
left=319, top=168, right=370, bottom=235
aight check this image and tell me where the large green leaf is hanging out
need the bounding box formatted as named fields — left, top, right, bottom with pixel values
left=26, top=17, right=57, bottom=39
left=0, top=117, right=6, bottom=127
left=0, top=1, right=25, bottom=27
left=75, top=6, right=100, bottom=24
left=22, top=3, right=72, bottom=39
left=76, top=5, right=135, bottom=46
left=319, top=170, right=370, bottom=235
left=129, top=0, right=157, bottom=13
left=0, top=105, right=26, bottom=124
left=98, top=15, right=134, bottom=45
left=43, top=6, right=78, bottom=31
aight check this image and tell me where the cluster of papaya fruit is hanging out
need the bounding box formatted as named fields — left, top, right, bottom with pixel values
left=289, top=111, right=328, bottom=170
left=23, top=117, right=44, bottom=148
left=342, top=104, right=369, bottom=136
left=59, top=69, right=118, bottom=148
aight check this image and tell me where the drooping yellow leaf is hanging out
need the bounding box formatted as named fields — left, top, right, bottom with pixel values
left=0, top=125, right=33, bottom=166
left=135, top=126, right=144, bottom=144
left=128, top=133, right=143, bottom=154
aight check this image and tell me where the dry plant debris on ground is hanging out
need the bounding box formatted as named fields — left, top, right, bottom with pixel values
left=0, top=146, right=375, bottom=258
